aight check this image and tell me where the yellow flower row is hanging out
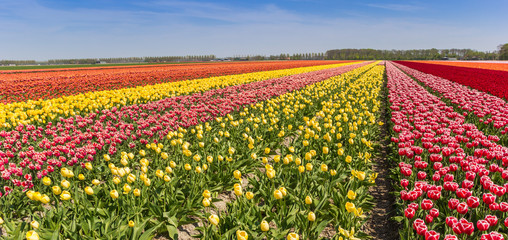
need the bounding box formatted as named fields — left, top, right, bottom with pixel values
left=0, top=62, right=361, bottom=128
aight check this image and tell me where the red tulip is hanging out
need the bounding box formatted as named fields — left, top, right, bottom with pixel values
left=404, top=208, right=415, bottom=219
left=456, top=202, right=469, bottom=214
left=477, top=220, right=490, bottom=231
left=421, top=199, right=434, bottom=210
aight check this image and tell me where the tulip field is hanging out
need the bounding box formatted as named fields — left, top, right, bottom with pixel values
left=1, top=60, right=508, bottom=240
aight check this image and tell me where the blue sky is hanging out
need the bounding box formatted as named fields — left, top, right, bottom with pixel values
left=1, top=0, right=507, bottom=60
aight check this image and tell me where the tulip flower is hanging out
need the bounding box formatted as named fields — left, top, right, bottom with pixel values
left=30, top=220, right=39, bottom=229
left=208, top=214, right=219, bottom=226
left=84, top=187, right=94, bottom=195
left=110, top=190, right=119, bottom=199
left=236, top=230, right=248, bottom=240
left=26, top=230, right=39, bottom=240
left=307, top=211, right=316, bottom=221
left=60, top=191, right=71, bottom=201
left=260, top=220, right=269, bottom=232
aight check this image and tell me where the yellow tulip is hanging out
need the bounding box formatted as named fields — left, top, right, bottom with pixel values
left=345, top=202, right=355, bottom=212
left=123, top=184, right=132, bottom=194
left=305, top=163, right=313, bottom=171
left=274, top=155, right=281, bottom=162
left=85, top=187, right=94, bottom=195
left=345, top=155, right=352, bottom=163
left=330, top=169, right=337, bottom=176
left=161, top=152, right=168, bottom=159
left=202, top=198, right=211, bottom=207
left=110, top=190, right=119, bottom=199
left=60, top=191, right=71, bottom=201
left=0, top=216, right=4, bottom=225
left=139, top=150, right=146, bottom=156
left=264, top=147, right=270, bottom=154
left=298, top=165, right=305, bottom=173
left=127, top=174, right=136, bottom=183
left=208, top=214, right=219, bottom=226
left=128, top=220, right=135, bottom=227
left=133, top=188, right=141, bottom=197
left=233, top=170, right=242, bottom=180
left=347, top=190, right=357, bottom=200
left=260, top=220, right=270, bottom=232
left=279, top=187, right=287, bottom=197
left=266, top=169, right=275, bottom=179
left=356, top=171, right=366, bottom=181
left=61, top=180, right=70, bottom=189
left=305, top=196, right=312, bottom=205
left=78, top=174, right=85, bottom=180
left=30, top=220, right=39, bottom=229
left=184, top=164, right=192, bottom=171
left=203, top=190, right=211, bottom=198
left=26, top=190, right=35, bottom=200
left=245, top=191, right=254, bottom=200
left=103, top=154, right=111, bottom=161
left=40, top=194, right=50, bottom=204
left=234, top=184, right=243, bottom=196
left=85, top=162, right=92, bottom=170
left=308, top=212, right=316, bottom=221
left=26, top=230, right=39, bottom=240
left=320, top=164, right=328, bottom=172
left=143, top=178, right=151, bottom=186
left=322, top=146, right=329, bottom=154
left=92, top=179, right=100, bottom=186
left=42, top=177, right=51, bottom=186
left=274, top=190, right=283, bottom=200
left=236, top=230, right=248, bottom=240
left=287, top=233, right=299, bottom=240
left=156, top=169, right=164, bottom=178
left=164, top=175, right=171, bottom=182
left=52, top=186, right=62, bottom=195
left=112, top=177, right=121, bottom=185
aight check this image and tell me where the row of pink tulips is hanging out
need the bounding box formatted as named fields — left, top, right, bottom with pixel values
left=386, top=61, right=508, bottom=240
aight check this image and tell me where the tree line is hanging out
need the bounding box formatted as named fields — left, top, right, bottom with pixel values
left=2, top=45, right=507, bottom=66
left=325, top=48, right=500, bottom=60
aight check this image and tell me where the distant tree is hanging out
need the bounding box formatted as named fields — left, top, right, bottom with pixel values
left=499, top=44, right=508, bottom=60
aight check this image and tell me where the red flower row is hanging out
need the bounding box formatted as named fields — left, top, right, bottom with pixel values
left=386, top=61, right=508, bottom=239
left=393, top=62, right=508, bottom=134
left=394, top=61, right=508, bottom=101
left=0, top=60, right=351, bottom=104
left=0, top=62, right=367, bottom=196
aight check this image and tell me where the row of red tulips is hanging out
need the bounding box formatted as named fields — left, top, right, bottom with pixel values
left=386, top=61, right=508, bottom=239
left=0, top=62, right=367, bottom=196
left=0, top=60, right=350, bottom=104
left=392, top=62, right=508, bottom=136
left=394, top=61, right=508, bottom=101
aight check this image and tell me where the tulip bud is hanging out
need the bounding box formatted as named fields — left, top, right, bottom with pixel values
left=61, top=180, right=70, bottom=189
left=246, top=191, right=254, bottom=200
left=42, top=177, right=51, bottom=186
left=31, top=220, right=39, bottom=229
left=52, top=186, right=62, bottom=195
left=308, top=212, right=316, bottom=221
left=60, top=191, right=71, bottom=201
left=202, top=198, right=211, bottom=207
left=40, top=194, right=50, bottom=204
left=110, top=190, right=119, bottom=199
left=133, top=189, right=141, bottom=197
left=208, top=214, right=219, bottom=226
left=260, top=220, right=269, bottom=232
left=85, top=186, right=94, bottom=195
left=347, top=190, right=357, bottom=200
left=287, top=233, right=299, bottom=240
left=26, top=230, right=39, bottom=240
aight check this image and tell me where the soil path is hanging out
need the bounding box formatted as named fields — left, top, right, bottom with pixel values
left=362, top=71, right=399, bottom=240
